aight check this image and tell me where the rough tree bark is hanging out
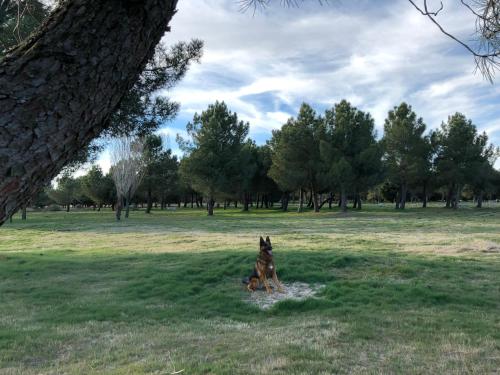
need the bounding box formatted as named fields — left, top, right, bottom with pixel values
left=0, top=0, right=178, bottom=225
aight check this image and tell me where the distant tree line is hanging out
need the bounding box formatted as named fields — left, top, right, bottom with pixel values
left=22, top=100, right=499, bottom=219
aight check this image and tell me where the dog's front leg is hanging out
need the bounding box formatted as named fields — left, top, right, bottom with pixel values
left=272, top=270, right=285, bottom=293
left=261, top=275, right=273, bottom=294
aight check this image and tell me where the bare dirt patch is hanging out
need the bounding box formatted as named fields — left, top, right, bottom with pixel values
left=245, top=282, right=324, bottom=309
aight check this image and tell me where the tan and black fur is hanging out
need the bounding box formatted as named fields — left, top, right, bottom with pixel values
left=243, top=236, right=284, bottom=293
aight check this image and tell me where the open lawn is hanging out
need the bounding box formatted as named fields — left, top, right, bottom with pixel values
left=1, top=205, right=500, bottom=374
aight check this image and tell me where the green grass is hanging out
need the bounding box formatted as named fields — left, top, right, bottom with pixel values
left=1, top=204, right=499, bottom=374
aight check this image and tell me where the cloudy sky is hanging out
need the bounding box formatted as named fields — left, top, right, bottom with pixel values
left=97, top=0, right=500, bottom=170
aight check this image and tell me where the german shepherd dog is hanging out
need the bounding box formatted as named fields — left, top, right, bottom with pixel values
left=243, top=236, right=284, bottom=293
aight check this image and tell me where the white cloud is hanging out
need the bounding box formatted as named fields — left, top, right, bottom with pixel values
left=89, top=0, right=500, bottom=172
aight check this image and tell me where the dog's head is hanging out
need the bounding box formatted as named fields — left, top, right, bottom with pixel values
left=259, top=236, right=273, bottom=257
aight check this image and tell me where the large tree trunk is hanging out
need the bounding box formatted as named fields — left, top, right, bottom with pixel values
left=0, top=0, right=178, bottom=226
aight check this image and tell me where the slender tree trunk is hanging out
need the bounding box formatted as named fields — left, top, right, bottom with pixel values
left=116, top=196, right=123, bottom=221
left=297, top=188, right=303, bottom=213
left=208, top=197, right=214, bottom=216
left=453, top=185, right=461, bottom=209
left=66, top=204, right=70, bottom=213
left=21, top=204, right=27, bottom=220
left=281, top=193, right=289, bottom=212
left=125, top=191, right=131, bottom=218
left=307, top=191, right=313, bottom=208
left=312, top=189, right=320, bottom=213
left=422, top=182, right=428, bottom=208
left=0, top=0, right=178, bottom=226
left=340, top=187, right=347, bottom=213
left=400, top=183, right=407, bottom=209
left=477, top=191, right=483, bottom=208
left=97, top=203, right=102, bottom=212
left=328, top=193, right=333, bottom=209
left=243, top=193, right=250, bottom=211
left=446, top=186, right=453, bottom=208
left=146, top=187, right=152, bottom=214
left=357, top=196, right=362, bottom=210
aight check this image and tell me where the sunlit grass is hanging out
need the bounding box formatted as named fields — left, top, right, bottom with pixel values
left=1, top=205, right=499, bottom=374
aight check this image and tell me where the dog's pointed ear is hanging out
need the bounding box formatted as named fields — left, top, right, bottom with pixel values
left=260, top=237, right=265, bottom=245
left=266, top=236, right=271, bottom=244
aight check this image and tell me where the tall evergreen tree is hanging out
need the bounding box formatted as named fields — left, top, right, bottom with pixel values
left=382, top=103, right=428, bottom=209
left=47, top=172, right=80, bottom=212
left=433, top=113, right=497, bottom=209
left=269, top=103, right=326, bottom=212
left=321, top=100, right=381, bottom=212
left=80, top=165, right=114, bottom=210
left=178, top=101, right=251, bottom=216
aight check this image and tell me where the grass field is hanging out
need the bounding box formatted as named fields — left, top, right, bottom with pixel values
left=1, top=204, right=500, bottom=374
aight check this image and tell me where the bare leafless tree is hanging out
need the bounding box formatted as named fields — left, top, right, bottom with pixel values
left=110, top=137, right=146, bottom=221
